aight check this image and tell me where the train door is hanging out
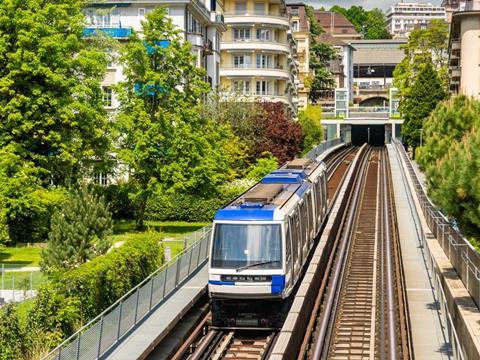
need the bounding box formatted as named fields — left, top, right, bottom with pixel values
left=299, top=201, right=308, bottom=261
left=306, top=191, right=314, bottom=244
left=289, top=213, right=301, bottom=281
left=284, top=222, right=293, bottom=292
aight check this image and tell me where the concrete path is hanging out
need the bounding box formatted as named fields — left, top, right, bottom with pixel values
left=387, top=145, right=451, bottom=359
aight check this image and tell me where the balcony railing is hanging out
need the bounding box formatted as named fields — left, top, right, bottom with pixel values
left=226, top=64, right=286, bottom=70
left=224, top=11, right=286, bottom=17
left=83, top=26, right=133, bottom=38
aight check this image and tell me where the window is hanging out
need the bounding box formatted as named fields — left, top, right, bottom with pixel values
left=256, top=29, right=271, bottom=41
left=233, top=54, right=251, bottom=68
left=138, top=8, right=146, bottom=16
left=292, top=21, right=299, bottom=31
left=256, top=80, right=271, bottom=95
left=233, top=80, right=250, bottom=94
left=254, top=2, right=265, bottom=14
left=187, top=12, right=203, bottom=33
left=235, top=2, right=247, bottom=14
left=256, top=54, right=274, bottom=68
left=94, top=172, right=108, bottom=186
left=102, top=86, right=112, bottom=107
left=233, top=28, right=250, bottom=41
left=211, top=224, right=282, bottom=269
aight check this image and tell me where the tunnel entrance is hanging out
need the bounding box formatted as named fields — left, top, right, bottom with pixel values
left=351, top=125, right=385, bottom=146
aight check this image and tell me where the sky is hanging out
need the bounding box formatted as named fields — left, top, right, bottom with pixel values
left=303, top=0, right=443, bottom=11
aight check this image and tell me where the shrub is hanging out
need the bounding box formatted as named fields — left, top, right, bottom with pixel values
left=95, top=182, right=136, bottom=219
left=246, top=153, right=279, bottom=181
left=145, top=180, right=255, bottom=222
left=42, top=186, right=113, bottom=271
left=0, top=304, right=26, bottom=360
left=298, top=105, right=323, bottom=153
left=27, top=233, right=163, bottom=352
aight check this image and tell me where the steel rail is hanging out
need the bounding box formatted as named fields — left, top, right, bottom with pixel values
left=382, top=150, right=398, bottom=360
left=310, top=147, right=373, bottom=359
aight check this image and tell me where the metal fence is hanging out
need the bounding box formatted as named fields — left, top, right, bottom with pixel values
left=43, top=225, right=212, bottom=360
left=305, top=138, right=342, bottom=161
left=0, top=265, right=42, bottom=304
left=392, top=141, right=464, bottom=359
left=392, top=139, right=480, bottom=308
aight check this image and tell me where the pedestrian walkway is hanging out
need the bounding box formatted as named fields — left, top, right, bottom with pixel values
left=104, top=264, right=208, bottom=360
left=387, top=145, right=451, bottom=359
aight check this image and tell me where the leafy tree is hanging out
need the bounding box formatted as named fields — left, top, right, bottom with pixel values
left=256, top=102, right=304, bottom=164
left=114, top=8, right=230, bottom=228
left=401, top=62, right=446, bottom=152
left=393, top=19, right=449, bottom=98
left=299, top=105, right=324, bottom=152
left=0, top=0, right=111, bottom=185
left=305, top=5, right=323, bottom=36
left=308, top=42, right=338, bottom=103
left=41, top=186, right=113, bottom=271
left=246, top=153, right=279, bottom=181
left=330, top=6, right=390, bottom=39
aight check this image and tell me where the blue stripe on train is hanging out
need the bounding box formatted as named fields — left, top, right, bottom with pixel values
left=271, top=275, right=285, bottom=294
left=208, top=280, right=235, bottom=286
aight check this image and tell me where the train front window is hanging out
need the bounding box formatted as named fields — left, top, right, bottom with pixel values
left=211, top=224, right=282, bottom=269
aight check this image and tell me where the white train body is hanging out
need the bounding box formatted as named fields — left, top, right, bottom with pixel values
left=208, top=159, right=328, bottom=327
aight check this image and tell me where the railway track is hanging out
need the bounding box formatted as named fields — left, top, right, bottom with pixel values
left=301, top=147, right=410, bottom=360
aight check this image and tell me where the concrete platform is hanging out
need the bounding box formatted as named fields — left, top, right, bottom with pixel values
left=387, top=145, right=451, bottom=359
left=103, top=264, right=208, bottom=360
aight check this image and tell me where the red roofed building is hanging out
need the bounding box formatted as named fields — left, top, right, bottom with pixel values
left=314, top=11, right=362, bottom=40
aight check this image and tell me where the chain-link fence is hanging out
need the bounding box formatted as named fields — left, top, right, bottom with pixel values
left=393, top=139, right=480, bottom=308
left=305, top=138, right=343, bottom=161
left=43, top=225, right=211, bottom=360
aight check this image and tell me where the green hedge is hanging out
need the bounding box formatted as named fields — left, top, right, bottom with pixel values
left=145, top=180, right=255, bottom=222
left=23, top=233, right=163, bottom=357
left=94, top=183, right=136, bottom=220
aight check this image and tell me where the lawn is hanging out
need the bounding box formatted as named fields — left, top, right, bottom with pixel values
left=1, top=271, right=46, bottom=290
left=0, top=247, right=43, bottom=267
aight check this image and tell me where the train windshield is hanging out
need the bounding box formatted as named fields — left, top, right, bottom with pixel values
left=211, top=224, right=282, bottom=269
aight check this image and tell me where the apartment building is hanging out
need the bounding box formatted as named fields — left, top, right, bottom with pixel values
left=448, top=0, right=480, bottom=98
left=386, top=2, right=447, bottom=38
left=287, top=3, right=310, bottom=109
left=219, top=0, right=299, bottom=117
left=84, top=0, right=226, bottom=111
left=314, top=11, right=362, bottom=41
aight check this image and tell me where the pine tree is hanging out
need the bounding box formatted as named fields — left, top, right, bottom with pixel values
left=401, top=61, right=446, bottom=152
left=41, top=186, right=113, bottom=271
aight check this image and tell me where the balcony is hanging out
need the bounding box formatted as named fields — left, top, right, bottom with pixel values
left=451, top=40, right=461, bottom=53
left=83, top=26, right=133, bottom=38
left=450, top=67, right=461, bottom=79
left=211, top=12, right=225, bottom=24
left=221, top=66, right=290, bottom=79
left=224, top=12, right=290, bottom=27
left=221, top=41, right=290, bottom=53
left=204, top=39, right=214, bottom=55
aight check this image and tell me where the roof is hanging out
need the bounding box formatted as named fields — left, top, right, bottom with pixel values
left=316, top=33, right=348, bottom=47
left=351, top=39, right=406, bottom=64
left=287, top=4, right=309, bottom=32
left=314, top=11, right=360, bottom=37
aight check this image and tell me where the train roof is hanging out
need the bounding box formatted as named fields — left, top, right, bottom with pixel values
left=214, top=158, right=325, bottom=221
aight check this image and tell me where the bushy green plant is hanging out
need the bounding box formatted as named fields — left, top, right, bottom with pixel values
left=0, top=304, right=26, bottom=360
left=298, top=105, right=324, bottom=153
left=246, top=153, right=279, bottom=181
left=145, top=180, right=255, bottom=222
left=95, top=182, right=136, bottom=219
left=41, top=186, right=113, bottom=271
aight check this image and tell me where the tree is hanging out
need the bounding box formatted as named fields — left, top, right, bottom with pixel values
left=246, top=153, right=279, bottom=181
left=0, top=304, right=26, bottom=359
left=0, top=0, right=111, bottom=185
left=305, top=5, right=323, bottom=36
left=114, top=8, right=229, bottom=228
left=401, top=62, right=446, bottom=152
left=393, top=19, right=449, bottom=97
left=308, top=42, right=338, bottom=103
left=330, top=6, right=390, bottom=39
left=298, top=105, right=324, bottom=152
left=41, top=186, right=113, bottom=271
left=255, top=102, right=304, bottom=164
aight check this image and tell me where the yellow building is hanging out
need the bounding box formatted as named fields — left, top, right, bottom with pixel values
left=287, top=3, right=311, bottom=109
left=220, top=0, right=299, bottom=116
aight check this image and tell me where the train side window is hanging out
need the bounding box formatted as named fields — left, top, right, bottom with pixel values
left=294, top=212, right=301, bottom=263
left=289, top=215, right=298, bottom=268
left=307, top=191, right=314, bottom=238
left=285, top=222, right=291, bottom=262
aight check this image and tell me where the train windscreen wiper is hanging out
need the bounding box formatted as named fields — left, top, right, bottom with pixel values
left=235, top=260, right=280, bottom=272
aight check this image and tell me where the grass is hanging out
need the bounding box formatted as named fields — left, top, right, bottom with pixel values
left=113, top=220, right=208, bottom=239
left=0, top=247, right=43, bottom=267
left=15, top=298, right=35, bottom=327
left=1, top=271, right=46, bottom=290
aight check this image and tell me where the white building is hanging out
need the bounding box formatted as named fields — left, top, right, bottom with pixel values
left=84, top=0, right=226, bottom=111
left=386, top=2, right=447, bottom=38
left=219, top=0, right=299, bottom=117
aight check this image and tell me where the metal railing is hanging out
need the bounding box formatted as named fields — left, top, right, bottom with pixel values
left=43, top=226, right=212, bottom=360
left=392, top=139, right=480, bottom=308
left=392, top=140, right=465, bottom=359
left=305, top=138, right=343, bottom=161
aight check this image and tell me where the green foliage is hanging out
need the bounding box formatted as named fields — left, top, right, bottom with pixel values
left=299, top=105, right=324, bottom=152
left=0, top=304, right=26, bottom=360
left=393, top=19, right=449, bottom=98
left=95, top=182, right=136, bottom=219
left=114, top=8, right=229, bottom=228
left=0, top=0, right=111, bottom=185
left=246, top=153, right=279, bottom=181
left=305, top=5, right=323, bottom=36
left=330, top=5, right=390, bottom=39
left=416, top=96, right=480, bottom=240
left=42, top=186, right=113, bottom=271
left=401, top=61, right=446, bottom=150
left=145, top=180, right=255, bottom=222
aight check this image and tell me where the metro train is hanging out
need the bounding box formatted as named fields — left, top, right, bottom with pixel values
left=208, top=158, right=328, bottom=328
